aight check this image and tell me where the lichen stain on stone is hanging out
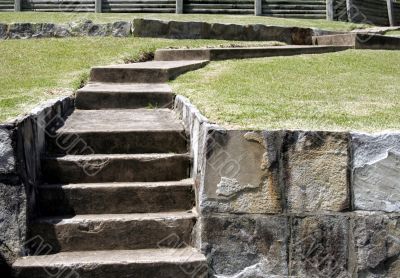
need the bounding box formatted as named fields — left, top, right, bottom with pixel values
left=216, top=177, right=259, bottom=198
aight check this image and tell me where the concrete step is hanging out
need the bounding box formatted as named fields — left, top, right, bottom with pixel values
left=42, top=153, right=191, bottom=183
left=38, top=179, right=195, bottom=215
left=89, top=60, right=209, bottom=83
left=76, top=83, right=174, bottom=109
left=313, top=33, right=400, bottom=50
left=30, top=211, right=197, bottom=252
left=13, top=248, right=207, bottom=278
left=155, top=45, right=351, bottom=61
left=47, top=109, right=187, bottom=154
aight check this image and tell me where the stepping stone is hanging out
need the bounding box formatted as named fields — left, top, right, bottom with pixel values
left=90, top=60, right=209, bottom=83
left=30, top=211, right=197, bottom=252
left=47, top=109, right=187, bottom=154
left=13, top=248, right=207, bottom=278
left=154, top=45, right=351, bottom=61
left=38, top=179, right=195, bottom=215
left=76, top=83, right=174, bottom=109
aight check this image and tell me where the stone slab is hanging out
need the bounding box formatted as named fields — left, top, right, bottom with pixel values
left=290, top=215, right=350, bottom=277
left=283, top=131, right=350, bottom=213
left=351, top=212, right=400, bottom=277
left=89, top=60, right=209, bottom=83
left=313, top=33, right=400, bottom=50
left=352, top=133, right=400, bottom=212
left=201, top=214, right=288, bottom=277
left=42, top=153, right=191, bottom=183
left=200, top=130, right=284, bottom=214
left=0, top=127, right=15, bottom=175
left=155, top=45, right=350, bottom=61
left=38, top=179, right=195, bottom=215
left=31, top=211, right=197, bottom=252
left=13, top=248, right=207, bottom=278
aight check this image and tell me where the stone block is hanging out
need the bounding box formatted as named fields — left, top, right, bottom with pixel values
left=0, top=24, right=8, bottom=39
left=0, top=127, right=15, bottom=175
left=112, top=21, right=132, bottom=37
left=290, top=215, right=350, bottom=277
left=209, top=23, right=246, bottom=40
left=0, top=183, right=26, bottom=266
left=352, top=133, right=400, bottom=212
left=351, top=213, right=400, bottom=277
left=168, top=21, right=210, bottom=39
left=200, top=130, right=284, bottom=214
left=8, top=23, right=34, bottom=39
left=291, top=27, right=314, bottom=45
left=201, top=214, right=289, bottom=277
left=247, top=24, right=292, bottom=44
left=133, top=18, right=169, bottom=38
left=283, top=131, right=350, bottom=213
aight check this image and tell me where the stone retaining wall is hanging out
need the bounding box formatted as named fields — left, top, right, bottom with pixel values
left=174, top=95, right=400, bottom=277
left=0, top=96, right=74, bottom=275
left=0, top=18, right=336, bottom=45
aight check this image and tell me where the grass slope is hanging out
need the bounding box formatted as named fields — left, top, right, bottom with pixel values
left=172, top=50, right=400, bottom=132
left=0, top=12, right=369, bottom=31
left=0, top=37, right=275, bottom=122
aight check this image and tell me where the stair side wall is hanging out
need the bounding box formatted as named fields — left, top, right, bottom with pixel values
left=174, top=95, right=400, bottom=277
left=0, top=95, right=74, bottom=275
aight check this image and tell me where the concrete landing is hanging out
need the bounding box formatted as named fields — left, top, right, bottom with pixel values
left=13, top=248, right=207, bottom=278
left=90, top=60, right=209, bottom=83
left=76, top=83, right=174, bottom=109
left=154, top=45, right=351, bottom=61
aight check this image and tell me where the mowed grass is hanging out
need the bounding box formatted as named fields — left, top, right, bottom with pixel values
left=0, top=12, right=369, bottom=31
left=172, top=50, right=400, bottom=132
left=0, top=37, right=276, bottom=122
left=386, top=30, right=400, bottom=36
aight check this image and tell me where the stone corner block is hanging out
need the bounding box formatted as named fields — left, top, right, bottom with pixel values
left=284, top=131, right=350, bottom=213
left=352, top=132, right=400, bottom=212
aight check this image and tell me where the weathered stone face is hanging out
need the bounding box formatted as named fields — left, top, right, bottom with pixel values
left=283, top=131, right=350, bottom=213
left=351, top=213, right=400, bottom=277
left=0, top=127, right=15, bottom=175
left=200, top=130, right=284, bottom=214
left=352, top=133, right=400, bottom=212
left=112, top=21, right=132, bottom=37
left=0, top=183, right=26, bottom=267
left=201, top=215, right=288, bottom=277
left=290, top=215, right=350, bottom=277
left=168, top=21, right=211, bottom=39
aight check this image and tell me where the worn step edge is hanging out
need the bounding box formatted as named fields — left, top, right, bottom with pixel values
left=30, top=210, right=197, bottom=252
left=42, top=153, right=191, bottom=183
left=13, top=248, right=207, bottom=278
left=89, top=60, right=209, bottom=83
left=38, top=179, right=195, bottom=215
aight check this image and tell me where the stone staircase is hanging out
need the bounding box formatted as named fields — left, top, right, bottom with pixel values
left=12, top=60, right=209, bottom=278
left=12, top=46, right=352, bottom=277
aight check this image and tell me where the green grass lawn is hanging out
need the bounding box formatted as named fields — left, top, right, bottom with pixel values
left=0, top=37, right=276, bottom=122
left=385, top=30, right=400, bottom=36
left=172, top=50, right=400, bottom=132
left=0, top=12, right=369, bottom=31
